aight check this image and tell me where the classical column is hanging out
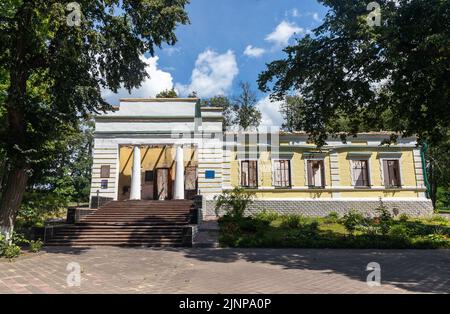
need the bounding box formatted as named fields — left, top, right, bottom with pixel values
left=130, top=145, right=141, bottom=200
left=174, top=145, right=185, bottom=199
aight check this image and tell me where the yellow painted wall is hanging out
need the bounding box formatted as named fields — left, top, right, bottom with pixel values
left=229, top=147, right=420, bottom=199
left=118, top=146, right=196, bottom=200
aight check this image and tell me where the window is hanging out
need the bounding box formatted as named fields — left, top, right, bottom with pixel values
left=144, top=170, right=154, bottom=182
left=307, top=160, right=325, bottom=188
left=383, top=159, right=401, bottom=187
left=100, top=180, right=108, bottom=189
left=352, top=160, right=370, bottom=187
left=273, top=160, right=291, bottom=187
left=241, top=160, right=258, bottom=188
left=100, top=165, right=110, bottom=178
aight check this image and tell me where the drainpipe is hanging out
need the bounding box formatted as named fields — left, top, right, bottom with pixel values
left=420, top=142, right=431, bottom=199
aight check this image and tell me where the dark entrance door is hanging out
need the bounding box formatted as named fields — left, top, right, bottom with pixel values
left=185, top=166, right=197, bottom=199
left=155, top=168, right=170, bottom=200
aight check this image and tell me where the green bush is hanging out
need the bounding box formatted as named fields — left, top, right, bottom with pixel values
left=280, top=214, right=304, bottom=229
left=374, top=202, right=393, bottom=235
left=389, top=224, right=410, bottom=239
left=398, top=213, right=409, bottom=222
left=427, top=215, right=448, bottom=226
left=29, top=240, right=43, bottom=253
left=341, top=209, right=364, bottom=235
left=0, top=235, right=22, bottom=259
left=324, top=211, right=339, bottom=223
left=214, top=187, right=255, bottom=218
left=2, top=244, right=21, bottom=259
left=254, top=211, right=279, bottom=224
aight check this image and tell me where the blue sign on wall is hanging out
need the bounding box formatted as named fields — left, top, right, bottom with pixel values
left=205, top=170, right=215, bottom=179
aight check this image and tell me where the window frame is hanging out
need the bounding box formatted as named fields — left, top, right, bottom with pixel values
left=240, top=160, right=258, bottom=188
left=382, top=158, right=402, bottom=188
left=350, top=159, right=371, bottom=188
left=305, top=158, right=326, bottom=188
left=272, top=159, right=292, bottom=188
left=100, top=165, right=110, bottom=178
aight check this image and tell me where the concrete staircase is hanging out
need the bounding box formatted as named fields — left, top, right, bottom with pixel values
left=45, top=200, right=195, bottom=247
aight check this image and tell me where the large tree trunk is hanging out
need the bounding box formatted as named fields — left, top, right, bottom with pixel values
left=0, top=2, right=32, bottom=241
left=0, top=167, right=28, bottom=241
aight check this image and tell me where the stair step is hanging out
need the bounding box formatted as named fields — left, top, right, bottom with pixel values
left=46, top=200, right=195, bottom=247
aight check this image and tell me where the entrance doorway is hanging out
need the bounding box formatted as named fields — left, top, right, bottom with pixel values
left=155, top=167, right=170, bottom=200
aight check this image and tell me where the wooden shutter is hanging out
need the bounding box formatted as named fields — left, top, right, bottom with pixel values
left=274, top=160, right=290, bottom=187
left=249, top=160, right=258, bottom=188
left=390, top=160, right=401, bottom=187
left=307, top=160, right=314, bottom=186
left=319, top=160, right=326, bottom=187
left=100, top=165, right=110, bottom=178
left=383, top=160, right=390, bottom=186
left=241, top=161, right=249, bottom=186
left=353, top=160, right=369, bottom=187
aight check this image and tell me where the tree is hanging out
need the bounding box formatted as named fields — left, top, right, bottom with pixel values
left=17, top=118, right=94, bottom=229
left=155, top=88, right=178, bottom=98
left=0, top=0, right=189, bottom=239
left=201, top=95, right=234, bottom=130
left=231, top=82, right=261, bottom=131
left=258, top=0, right=450, bottom=147
left=187, top=91, right=197, bottom=98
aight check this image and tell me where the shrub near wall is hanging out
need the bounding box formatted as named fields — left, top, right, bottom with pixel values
left=218, top=211, right=450, bottom=249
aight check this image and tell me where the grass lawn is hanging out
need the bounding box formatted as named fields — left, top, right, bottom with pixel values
left=218, top=212, right=450, bottom=249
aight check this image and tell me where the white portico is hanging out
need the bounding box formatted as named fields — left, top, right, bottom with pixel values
left=89, top=98, right=224, bottom=207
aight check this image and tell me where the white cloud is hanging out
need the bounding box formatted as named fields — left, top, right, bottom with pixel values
left=256, top=96, right=284, bottom=128
left=243, top=45, right=265, bottom=58
left=265, top=20, right=304, bottom=46
left=291, top=8, right=300, bottom=17
left=311, top=12, right=321, bottom=22
left=175, top=49, right=238, bottom=98
left=102, top=55, right=174, bottom=105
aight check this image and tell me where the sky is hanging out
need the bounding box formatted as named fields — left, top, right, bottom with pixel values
left=102, top=0, right=328, bottom=127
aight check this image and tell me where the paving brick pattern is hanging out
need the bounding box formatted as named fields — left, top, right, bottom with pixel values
left=0, top=247, right=449, bottom=294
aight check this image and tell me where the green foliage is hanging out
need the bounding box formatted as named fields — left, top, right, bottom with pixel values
left=398, top=213, right=410, bottom=222
left=258, top=0, right=450, bottom=147
left=0, top=0, right=190, bottom=233
left=374, top=202, right=393, bottom=235
left=155, top=88, right=178, bottom=98
left=231, top=82, right=261, bottom=131
left=0, top=234, right=21, bottom=259
left=341, top=210, right=364, bottom=235
left=29, top=240, right=43, bottom=253
left=214, top=187, right=255, bottom=219
left=218, top=212, right=450, bottom=249
left=201, top=83, right=262, bottom=131
left=201, top=96, right=233, bottom=130
left=253, top=211, right=280, bottom=224
left=427, top=215, right=448, bottom=226
left=324, top=211, right=340, bottom=223
left=389, top=224, right=410, bottom=240
left=436, top=187, right=450, bottom=212
left=280, top=214, right=304, bottom=229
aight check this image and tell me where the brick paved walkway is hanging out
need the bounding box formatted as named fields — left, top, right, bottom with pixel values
left=0, top=247, right=449, bottom=293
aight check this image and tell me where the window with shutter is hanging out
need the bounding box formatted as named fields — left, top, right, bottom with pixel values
left=100, top=165, right=110, bottom=178
left=273, top=160, right=291, bottom=187
left=307, top=160, right=325, bottom=188
left=383, top=159, right=401, bottom=187
left=352, top=160, right=370, bottom=187
left=241, top=160, right=258, bottom=188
